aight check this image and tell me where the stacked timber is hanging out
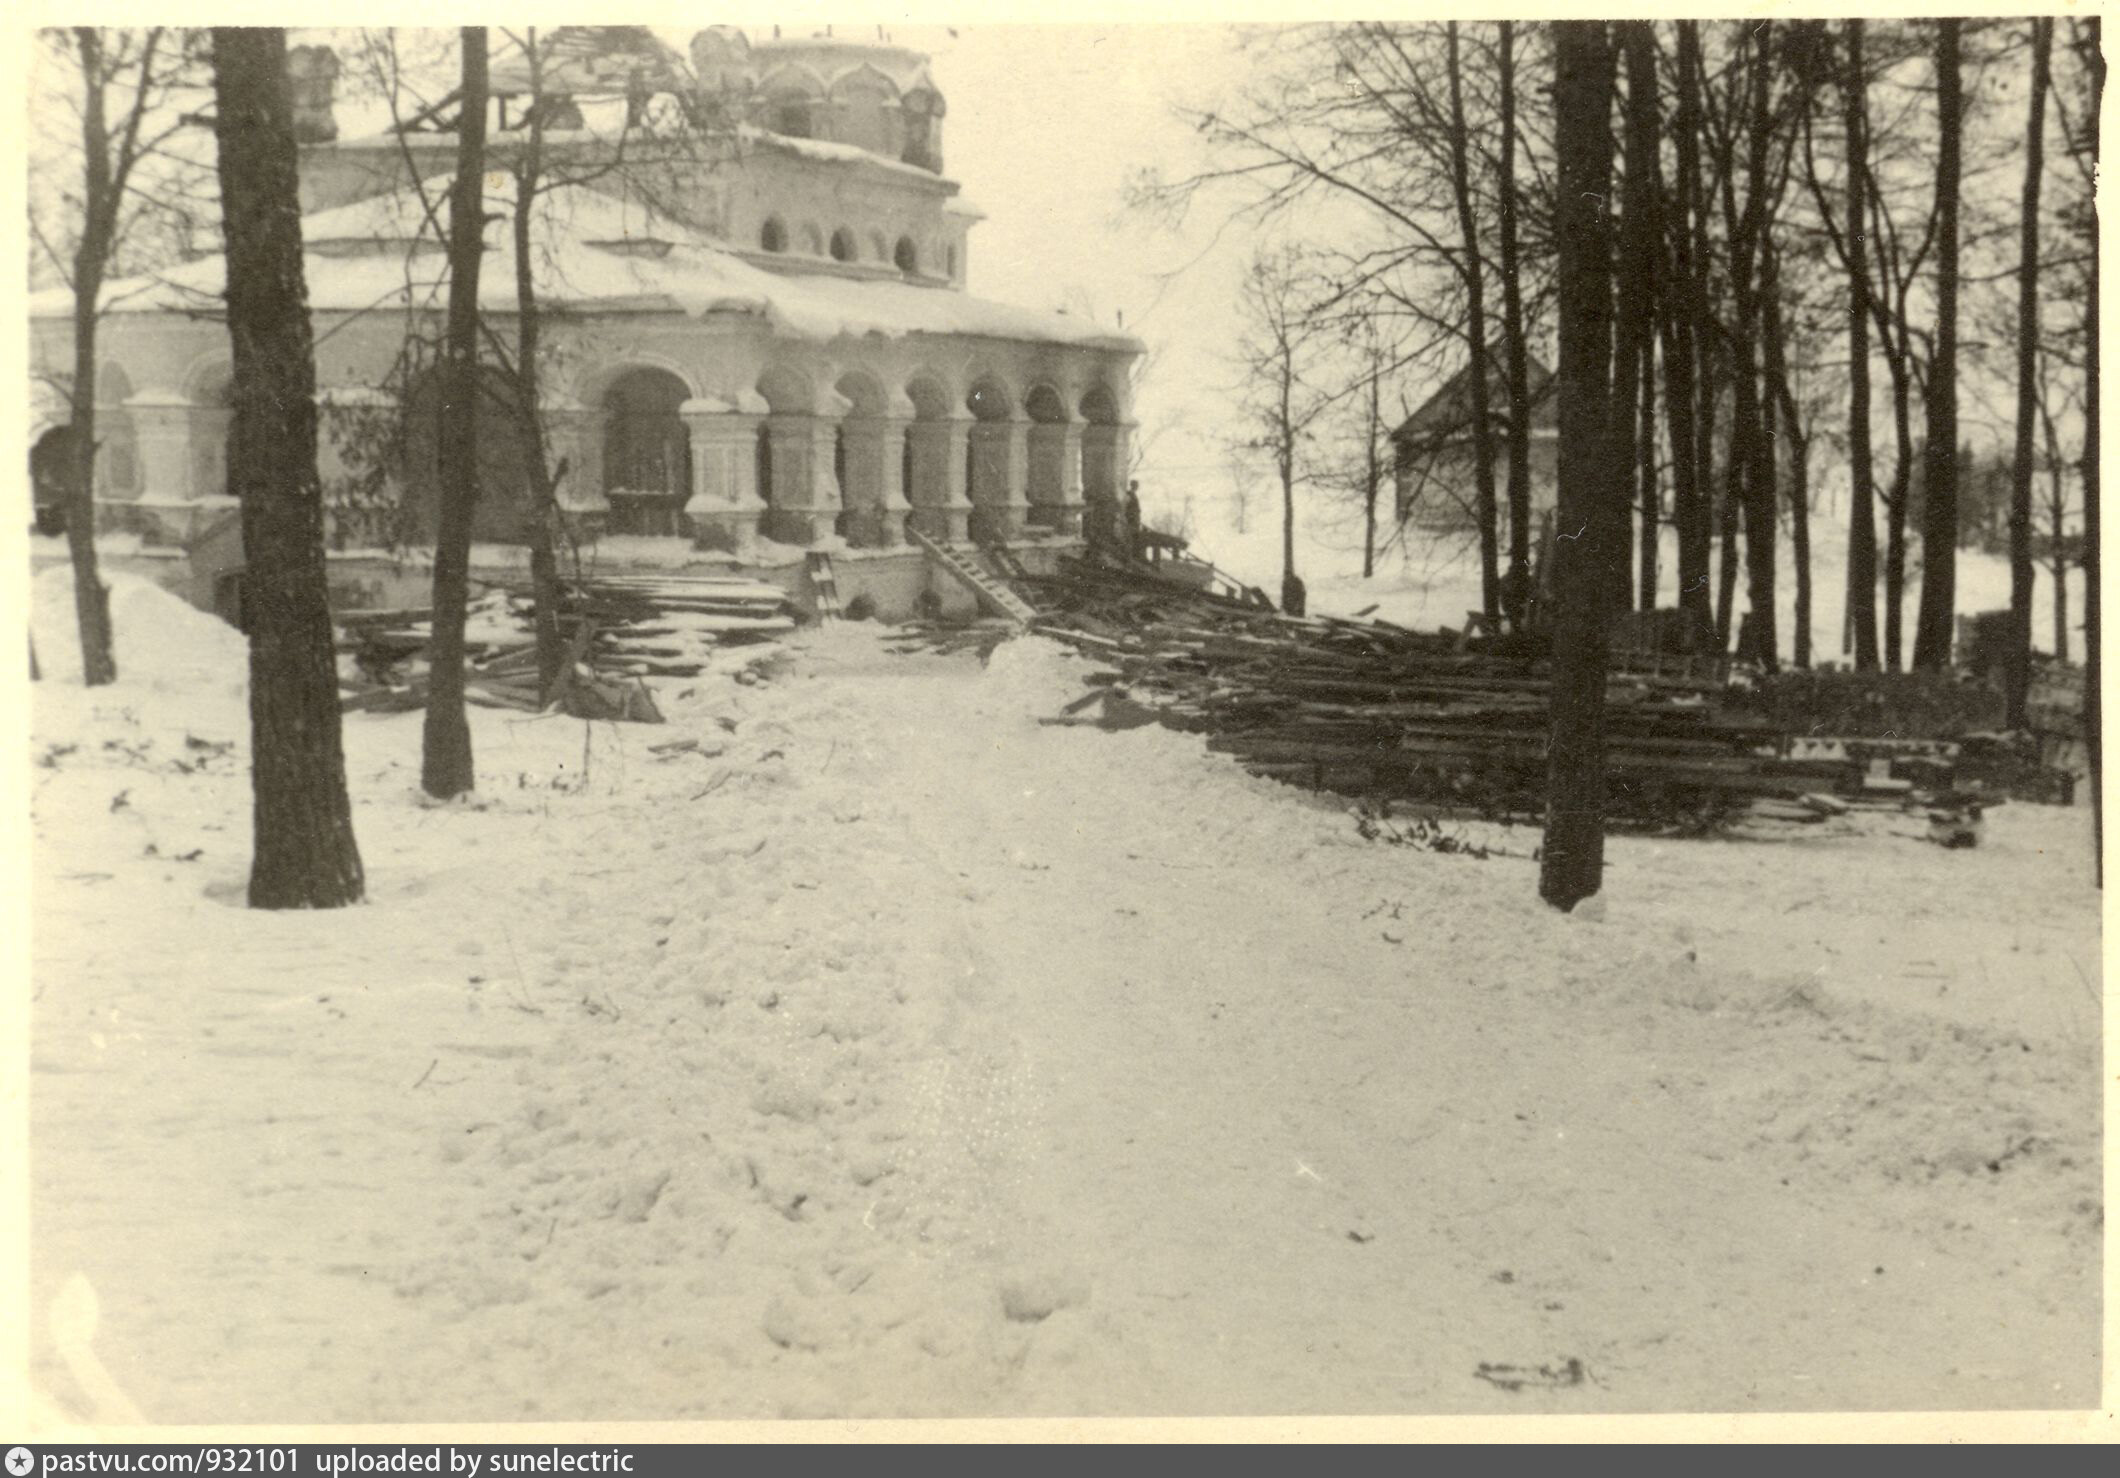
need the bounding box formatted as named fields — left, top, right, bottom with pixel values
left=1016, top=555, right=1851, bottom=828
left=336, top=574, right=797, bottom=714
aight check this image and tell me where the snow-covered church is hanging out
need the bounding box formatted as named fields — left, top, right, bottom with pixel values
left=28, top=27, right=1144, bottom=621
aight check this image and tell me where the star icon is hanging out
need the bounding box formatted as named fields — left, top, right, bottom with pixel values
left=6, top=1447, right=36, bottom=1477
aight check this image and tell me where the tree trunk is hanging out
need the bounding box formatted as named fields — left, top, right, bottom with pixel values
left=1445, top=22, right=1500, bottom=626
left=2080, top=17, right=2103, bottom=886
left=1611, top=21, right=1660, bottom=616
left=1497, top=20, right=1533, bottom=630
left=1363, top=353, right=1380, bottom=579
left=2007, top=18, right=2052, bottom=727
left=211, top=26, right=365, bottom=909
left=1913, top=19, right=1963, bottom=671
left=1673, top=22, right=1716, bottom=645
left=1732, top=26, right=1777, bottom=671
left=512, top=31, right=569, bottom=705
left=422, top=28, right=489, bottom=798
left=1541, top=20, right=1618, bottom=913
left=1637, top=336, right=1658, bottom=611
left=65, top=29, right=119, bottom=688
left=2039, top=393, right=2070, bottom=663
left=1842, top=20, right=1880, bottom=671
left=1764, top=254, right=1811, bottom=669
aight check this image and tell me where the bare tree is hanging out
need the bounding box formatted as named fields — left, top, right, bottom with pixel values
left=1541, top=20, right=1619, bottom=912
left=1443, top=22, right=1500, bottom=624
left=2005, top=18, right=2053, bottom=727
left=210, top=26, right=365, bottom=909
left=1233, top=245, right=1338, bottom=614
left=1611, top=22, right=1661, bottom=615
left=1912, top=19, right=1964, bottom=671
left=1496, top=20, right=1534, bottom=629
left=37, top=28, right=201, bottom=686
left=420, top=27, right=489, bottom=799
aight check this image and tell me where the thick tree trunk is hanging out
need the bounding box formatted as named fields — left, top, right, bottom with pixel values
left=1637, top=337, right=1658, bottom=611
left=1541, top=20, right=1618, bottom=913
left=1445, top=22, right=1500, bottom=626
left=1913, top=19, right=1963, bottom=671
left=65, top=29, right=119, bottom=688
left=1673, top=23, right=1716, bottom=646
left=1497, top=21, right=1533, bottom=629
left=1611, top=21, right=1660, bottom=616
left=422, top=28, right=489, bottom=798
left=1842, top=20, right=1880, bottom=671
left=1764, top=259, right=1811, bottom=669
left=1732, top=27, right=1777, bottom=671
left=2007, top=19, right=2052, bottom=726
left=211, top=26, right=365, bottom=909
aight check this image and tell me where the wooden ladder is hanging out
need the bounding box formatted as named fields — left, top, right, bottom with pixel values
left=908, top=527, right=1038, bottom=625
left=805, top=551, right=843, bottom=621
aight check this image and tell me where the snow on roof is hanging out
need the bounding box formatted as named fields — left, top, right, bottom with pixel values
left=29, top=177, right=1142, bottom=356
left=737, top=125, right=949, bottom=185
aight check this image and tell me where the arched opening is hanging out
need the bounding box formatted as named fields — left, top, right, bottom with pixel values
left=894, top=235, right=919, bottom=275
left=189, top=367, right=235, bottom=503
left=833, top=370, right=891, bottom=548
left=829, top=226, right=857, bottom=263
left=770, top=95, right=814, bottom=139
left=760, top=216, right=788, bottom=253
left=1079, top=381, right=1125, bottom=542
left=964, top=377, right=1015, bottom=543
left=31, top=425, right=78, bottom=536
left=401, top=365, right=537, bottom=544
left=600, top=367, right=692, bottom=536
left=1024, top=384, right=1070, bottom=531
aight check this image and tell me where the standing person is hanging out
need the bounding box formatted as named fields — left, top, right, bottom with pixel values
left=1123, top=479, right=1144, bottom=559
left=1281, top=569, right=1308, bottom=617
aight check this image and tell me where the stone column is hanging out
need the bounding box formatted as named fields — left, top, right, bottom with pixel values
left=680, top=400, right=764, bottom=554
left=876, top=418, right=910, bottom=548
left=837, top=416, right=895, bottom=549
left=761, top=416, right=837, bottom=546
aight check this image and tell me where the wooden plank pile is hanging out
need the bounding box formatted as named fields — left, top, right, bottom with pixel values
left=1014, top=556, right=1853, bottom=829
left=336, top=574, right=797, bottom=717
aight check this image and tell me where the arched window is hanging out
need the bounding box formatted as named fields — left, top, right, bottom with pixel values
left=760, top=216, right=788, bottom=253
left=601, top=367, right=692, bottom=536
left=829, top=227, right=856, bottom=263
left=894, top=235, right=919, bottom=274
left=772, top=97, right=813, bottom=138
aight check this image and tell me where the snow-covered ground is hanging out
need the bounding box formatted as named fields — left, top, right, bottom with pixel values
left=22, top=569, right=2104, bottom=1426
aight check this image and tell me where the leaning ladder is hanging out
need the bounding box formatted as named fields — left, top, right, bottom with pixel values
left=805, top=551, right=843, bottom=621
left=907, top=527, right=1038, bottom=625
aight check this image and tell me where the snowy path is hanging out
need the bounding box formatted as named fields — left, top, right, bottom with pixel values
left=27, top=615, right=2102, bottom=1425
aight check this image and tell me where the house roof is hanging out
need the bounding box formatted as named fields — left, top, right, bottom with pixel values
left=27, top=175, right=1141, bottom=356
left=1391, top=346, right=1557, bottom=447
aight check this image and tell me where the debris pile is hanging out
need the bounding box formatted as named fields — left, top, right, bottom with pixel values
left=336, top=574, right=796, bottom=720
left=1009, top=557, right=1844, bottom=830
